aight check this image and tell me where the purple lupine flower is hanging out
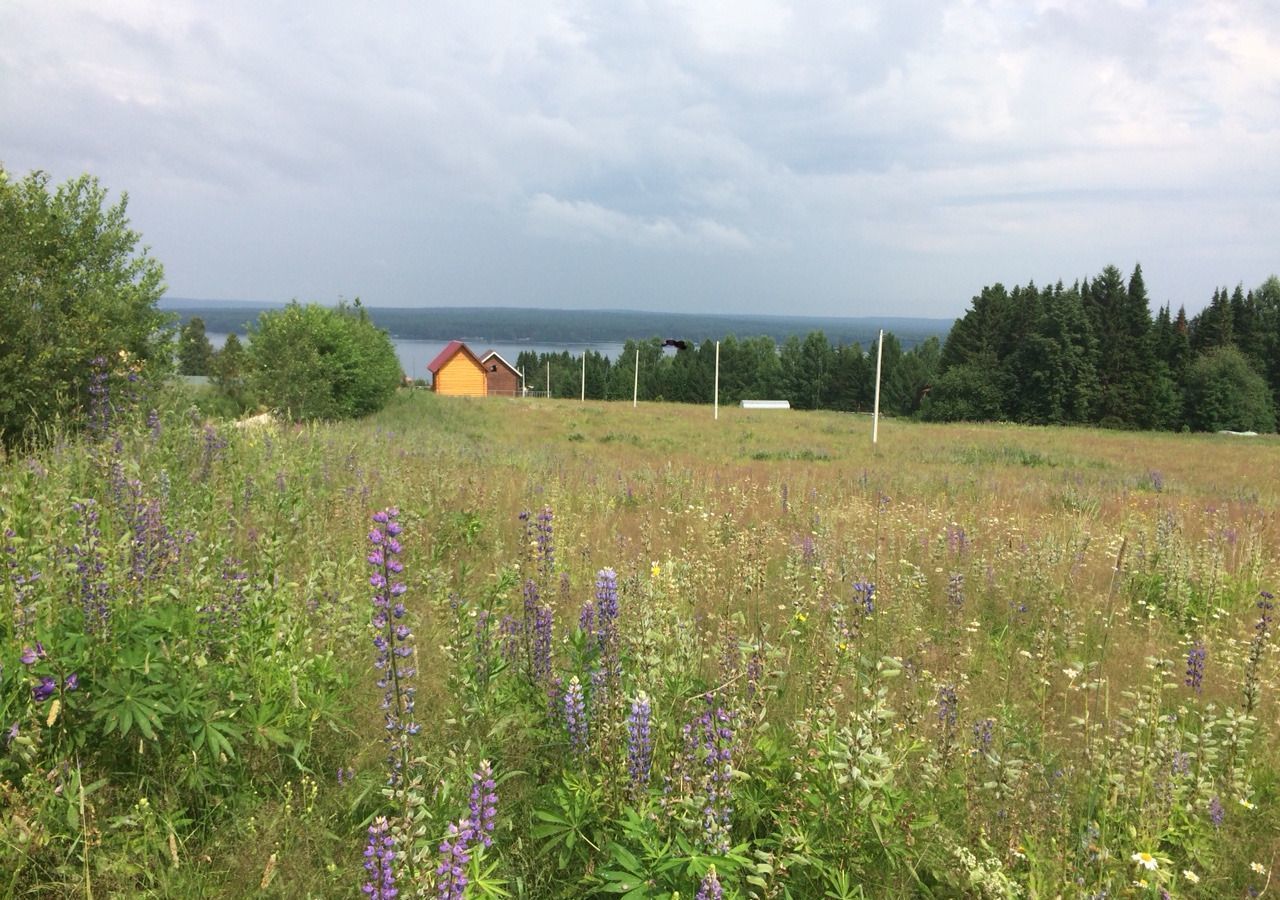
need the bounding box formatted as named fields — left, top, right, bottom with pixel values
left=117, top=479, right=182, bottom=585
left=32, top=676, right=57, bottom=703
left=696, top=867, right=724, bottom=900
left=531, top=603, right=553, bottom=685
left=70, top=500, right=111, bottom=633
left=852, top=580, right=875, bottom=616
left=4, top=532, right=39, bottom=638
left=946, top=573, right=965, bottom=609
left=1185, top=643, right=1206, bottom=693
left=594, top=568, right=619, bottom=641
left=361, top=816, right=397, bottom=898
left=468, top=760, right=498, bottom=849
left=87, top=356, right=111, bottom=438
left=498, top=613, right=522, bottom=664
left=518, top=509, right=533, bottom=565
left=436, top=821, right=472, bottom=900
left=679, top=697, right=736, bottom=853
left=1208, top=795, right=1224, bottom=827
left=438, top=760, right=499, bottom=899
left=592, top=568, right=621, bottom=683
left=972, top=718, right=995, bottom=752
left=627, top=693, right=653, bottom=791
left=564, top=676, right=588, bottom=754
left=937, top=685, right=958, bottom=730
left=146, top=408, right=161, bottom=439
left=369, top=508, right=417, bottom=785
left=20, top=642, right=45, bottom=665
left=798, top=534, right=816, bottom=564
left=199, top=424, right=228, bottom=478
left=199, top=558, right=248, bottom=653
left=547, top=676, right=565, bottom=722
left=1244, top=591, right=1274, bottom=713
left=535, top=506, right=554, bottom=578
left=64, top=673, right=79, bottom=692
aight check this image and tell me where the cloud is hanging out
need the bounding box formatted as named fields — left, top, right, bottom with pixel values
left=526, top=193, right=754, bottom=251
left=1, top=0, right=1277, bottom=315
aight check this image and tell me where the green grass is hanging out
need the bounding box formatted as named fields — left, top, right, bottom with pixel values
left=2, top=388, right=1279, bottom=897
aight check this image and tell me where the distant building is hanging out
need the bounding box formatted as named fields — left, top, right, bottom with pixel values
left=427, top=341, right=487, bottom=397
left=479, top=350, right=521, bottom=397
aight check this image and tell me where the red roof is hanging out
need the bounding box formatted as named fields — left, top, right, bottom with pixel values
left=479, top=349, right=519, bottom=375
left=426, top=340, right=482, bottom=374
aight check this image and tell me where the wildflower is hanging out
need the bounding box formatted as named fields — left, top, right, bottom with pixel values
left=19, top=642, right=45, bottom=665
left=564, top=676, right=588, bottom=754
left=368, top=507, right=417, bottom=785
left=535, top=506, right=554, bottom=578
left=1239, top=797, right=1256, bottom=810
left=1182, top=869, right=1200, bottom=884
left=1208, top=795, right=1224, bottom=827
left=531, top=601, right=553, bottom=684
left=1185, top=643, right=1206, bottom=693
left=1251, top=862, right=1267, bottom=875
left=594, top=568, right=619, bottom=649
left=627, top=693, right=653, bottom=791
left=852, top=580, right=875, bottom=615
left=1131, top=851, right=1158, bottom=871
left=361, top=817, right=397, bottom=899
left=651, top=561, right=661, bottom=578
left=1244, top=590, right=1274, bottom=712
left=32, top=676, right=57, bottom=703
left=937, top=685, right=958, bottom=729
left=696, top=866, right=723, bottom=900
left=436, top=821, right=471, bottom=900
left=469, top=760, right=498, bottom=849
left=679, top=697, right=736, bottom=853
left=437, top=760, right=500, bottom=900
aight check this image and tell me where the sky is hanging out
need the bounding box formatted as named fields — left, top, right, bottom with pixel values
left=2, top=1, right=1278, bottom=318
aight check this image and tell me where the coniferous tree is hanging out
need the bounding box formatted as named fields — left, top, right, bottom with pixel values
left=1085, top=264, right=1161, bottom=428
left=823, top=342, right=872, bottom=411
left=178, top=316, right=216, bottom=376
left=1190, top=287, right=1234, bottom=353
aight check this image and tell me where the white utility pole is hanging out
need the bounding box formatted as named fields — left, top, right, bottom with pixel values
left=714, top=340, right=720, bottom=420
left=581, top=352, right=586, bottom=402
left=872, top=329, right=884, bottom=446
left=632, top=345, right=640, bottom=408
left=546, top=361, right=550, bottom=398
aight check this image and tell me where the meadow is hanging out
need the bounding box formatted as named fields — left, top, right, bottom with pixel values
left=2, top=382, right=1278, bottom=898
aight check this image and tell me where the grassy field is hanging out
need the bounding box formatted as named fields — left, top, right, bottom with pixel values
left=2, top=388, right=1278, bottom=898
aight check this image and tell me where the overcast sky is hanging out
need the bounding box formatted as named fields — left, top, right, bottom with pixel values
left=3, top=1, right=1278, bottom=317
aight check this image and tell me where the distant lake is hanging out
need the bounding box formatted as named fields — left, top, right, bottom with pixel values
left=206, top=333, right=628, bottom=382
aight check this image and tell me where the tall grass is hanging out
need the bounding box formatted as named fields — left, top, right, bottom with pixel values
left=2, top=385, right=1277, bottom=897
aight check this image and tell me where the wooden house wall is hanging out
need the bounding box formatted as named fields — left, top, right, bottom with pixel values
left=435, top=354, right=487, bottom=397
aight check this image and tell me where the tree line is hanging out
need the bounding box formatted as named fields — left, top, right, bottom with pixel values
left=513, top=333, right=941, bottom=416
left=510, top=264, right=1279, bottom=433
left=927, top=265, right=1278, bottom=432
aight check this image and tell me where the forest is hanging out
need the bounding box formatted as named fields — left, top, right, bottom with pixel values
left=514, top=265, right=1280, bottom=433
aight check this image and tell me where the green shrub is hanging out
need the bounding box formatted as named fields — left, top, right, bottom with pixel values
left=247, top=301, right=401, bottom=421
left=1183, top=346, right=1276, bottom=433
left=0, top=168, right=170, bottom=448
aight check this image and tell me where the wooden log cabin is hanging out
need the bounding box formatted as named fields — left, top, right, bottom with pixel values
left=427, top=341, right=487, bottom=397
